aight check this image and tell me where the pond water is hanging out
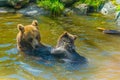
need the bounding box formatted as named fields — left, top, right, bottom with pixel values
left=0, top=13, right=120, bottom=80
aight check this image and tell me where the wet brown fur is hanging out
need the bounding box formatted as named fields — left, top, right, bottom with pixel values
left=16, top=20, right=44, bottom=52
left=56, top=31, right=77, bottom=50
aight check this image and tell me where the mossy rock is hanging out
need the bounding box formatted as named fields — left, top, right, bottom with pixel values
left=0, top=0, right=8, bottom=7
left=7, top=0, right=29, bottom=9
left=73, top=4, right=89, bottom=15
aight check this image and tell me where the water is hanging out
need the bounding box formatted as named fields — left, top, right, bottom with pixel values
left=0, top=13, right=120, bottom=80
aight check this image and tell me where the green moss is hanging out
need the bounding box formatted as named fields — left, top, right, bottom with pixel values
left=37, top=0, right=64, bottom=17
left=76, top=0, right=107, bottom=11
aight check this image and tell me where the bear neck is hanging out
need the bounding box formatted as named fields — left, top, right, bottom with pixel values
left=56, top=42, right=76, bottom=53
left=65, top=45, right=76, bottom=53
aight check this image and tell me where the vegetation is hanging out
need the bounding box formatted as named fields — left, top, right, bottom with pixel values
left=111, top=0, right=120, bottom=11
left=36, top=0, right=120, bottom=16
left=7, top=0, right=29, bottom=9
left=76, top=0, right=107, bottom=11
left=116, top=5, right=120, bottom=11
left=77, top=0, right=120, bottom=12
left=37, top=0, right=64, bottom=17
left=36, top=0, right=108, bottom=16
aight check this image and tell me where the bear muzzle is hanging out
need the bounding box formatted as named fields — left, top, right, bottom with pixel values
left=31, top=39, right=40, bottom=49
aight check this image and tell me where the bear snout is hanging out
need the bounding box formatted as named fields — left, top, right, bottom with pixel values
left=31, top=39, right=40, bottom=49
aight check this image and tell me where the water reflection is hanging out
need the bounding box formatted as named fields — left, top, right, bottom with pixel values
left=0, top=13, right=120, bottom=80
left=0, top=43, right=11, bottom=48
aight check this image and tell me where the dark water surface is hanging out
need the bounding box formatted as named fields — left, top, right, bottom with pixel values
left=0, top=13, right=120, bottom=80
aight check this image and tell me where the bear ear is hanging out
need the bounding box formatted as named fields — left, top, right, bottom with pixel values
left=73, top=35, right=77, bottom=40
left=63, top=31, right=68, bottom=36
left=61, top=31, right=69, bottom=37
left=32, top=20, right=38, bottom=26
left=17, top=24, right=24, bottom=33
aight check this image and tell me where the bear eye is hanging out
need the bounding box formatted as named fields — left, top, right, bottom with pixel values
left=62, top=38, right=66, bottom=42
left=36, top=36, right=40, bottom=40
left=28, top=38, right=33, bottom=42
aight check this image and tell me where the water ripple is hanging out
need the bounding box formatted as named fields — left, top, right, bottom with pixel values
left=19, top=62, right=43, bottom=76
left=0, top=43, right=11, bottom=48
left=5, top=48, right=18, bottom=55
left=0, top=74, right=27, bottom=80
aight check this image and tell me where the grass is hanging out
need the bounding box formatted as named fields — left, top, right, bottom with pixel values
left=37, top=0, right=64, bottom=17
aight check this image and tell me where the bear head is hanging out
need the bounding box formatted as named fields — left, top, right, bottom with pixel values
left=16, top=20, right=41, bottom=52
left=56, top=31, right=77, bottom=51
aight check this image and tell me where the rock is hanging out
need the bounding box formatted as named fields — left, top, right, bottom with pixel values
left=116, top=0, right=120, bottom=4
left=100, top=1, right=116, bottom=15
left=0, top=7, right=15, bottom=13
left=60, top=0, right=79, bottom=7
left=63, top=8, right=74, bottom=16
left=0, top=0, right=8, bottom=7
left=73, top=4, right=88, bottom=15
left=63, top=4, right=88, bottom=16
left=16, top=4, right=50, bottom=17
left=7, top=0, right=29, bottom=9
left=115, top=11, right=120, bottom=26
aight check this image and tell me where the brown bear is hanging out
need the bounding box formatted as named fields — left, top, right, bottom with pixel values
left=17, top=20, right=42, bottom=52
left=16, top=20, right=53, bottom=60
left=51, top=32, right=87, bottom=64
left=16, top=21, right=87, bottom=63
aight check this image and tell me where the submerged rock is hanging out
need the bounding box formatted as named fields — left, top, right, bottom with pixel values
left=16, top=4, right=50, bottom=17
left=97, top=27, right=120, bottom=34
left=0, top=7, right=15, bottom=13
left=100, top=1, right=116, bottom=15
